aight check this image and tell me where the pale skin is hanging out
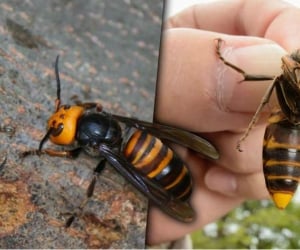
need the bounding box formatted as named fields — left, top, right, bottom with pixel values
left=147, top=0, right=300, bottom=245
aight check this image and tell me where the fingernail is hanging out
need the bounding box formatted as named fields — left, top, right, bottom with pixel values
left=233, top=44, right=286, bottom=75
left=215, top=43, right=286, bottom=112
left=205, top=168, right=237, bottom=196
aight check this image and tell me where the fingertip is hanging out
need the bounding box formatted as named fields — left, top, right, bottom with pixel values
left=156, top=30, right=285, bottom=132
left=264, top=8, right=300, bottom=52
left=216, top=40, right=286, bottom=113
left=204, top=165, right=269, bottom=200
left=155, top=29, right=222, bottom=131
left=204, top=167, right=238, bottom=196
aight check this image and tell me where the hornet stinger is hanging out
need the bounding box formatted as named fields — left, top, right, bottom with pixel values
left=22, top=56, right=219, bottom=226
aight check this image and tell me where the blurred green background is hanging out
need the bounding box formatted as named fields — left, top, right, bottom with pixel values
left=191, top=197, right=300, bottom=248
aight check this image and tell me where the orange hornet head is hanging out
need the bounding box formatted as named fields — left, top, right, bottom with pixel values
left=47, top=105, right=84, bottom=145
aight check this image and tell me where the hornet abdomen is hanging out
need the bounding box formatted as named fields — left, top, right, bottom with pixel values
left=123, top=130, right=192, bottom=201
left=263, top=112, right=300, bottom=209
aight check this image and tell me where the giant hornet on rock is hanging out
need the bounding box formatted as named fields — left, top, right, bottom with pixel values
left=216, top=38, right=300, bottom=210
left=22, top=56, right=219, bottom=225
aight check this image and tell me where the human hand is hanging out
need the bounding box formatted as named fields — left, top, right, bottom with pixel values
left=147, top=0, right=300, bottom=245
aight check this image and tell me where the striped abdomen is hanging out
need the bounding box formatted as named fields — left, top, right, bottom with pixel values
left=263, top=114, right=300, bottom=209
left=123, top=130, right=192, bottom=201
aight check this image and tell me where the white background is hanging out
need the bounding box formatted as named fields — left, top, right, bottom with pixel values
left=165, top=0, right=300, bottom=19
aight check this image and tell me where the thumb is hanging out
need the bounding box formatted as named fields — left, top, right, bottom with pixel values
left=219, top=37, right=286, bottom=113
left=155, top=30, right=286, bottom=132
left=204, top=166, right=269, bottom=199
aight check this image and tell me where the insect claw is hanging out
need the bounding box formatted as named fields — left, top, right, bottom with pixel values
left=59, top=210, right=76, bottom=228
left=236, top=143, right=243, bottom=152
left=65, top=215, right=75, bottom=228
left=96, top=103, right=103, bottom=112
left=20, top=149, right=42, bottom=158
left=0, top=153, right=7, bottom=171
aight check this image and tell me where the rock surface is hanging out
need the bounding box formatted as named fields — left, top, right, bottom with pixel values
left=0, top=1, right=163, bottom=248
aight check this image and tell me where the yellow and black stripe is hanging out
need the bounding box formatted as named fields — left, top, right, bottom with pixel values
left=123, top=130, right=192, bottom=201
left=263, top=112, right=300, bottom=209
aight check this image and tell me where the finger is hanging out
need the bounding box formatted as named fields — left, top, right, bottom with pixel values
left=172, top=121, right=265, bottom=175
left=204, top=165, right=269, bottom=199
left=165, top=0, right=300, bottom=51
left=155, top=29, right=285, bottom=132
left=204, top=123, right=267, bottom=174
left=173, top=131, right=269, bottom=197
left=165, top=0, right=288, bottom=32
left=147, top=187, right=243, bottom=245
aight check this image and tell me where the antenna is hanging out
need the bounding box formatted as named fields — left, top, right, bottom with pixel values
left=54, top=55, right=61, bottom=111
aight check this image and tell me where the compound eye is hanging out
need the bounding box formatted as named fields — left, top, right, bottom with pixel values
left=47, top=105, right=84, bottom=145
left=51, top=123, right=64, bottom=136
left=62, top=105, right=71, bottom=110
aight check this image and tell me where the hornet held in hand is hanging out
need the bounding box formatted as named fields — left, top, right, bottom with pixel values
left=216, top=38, right=300, bottom=210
